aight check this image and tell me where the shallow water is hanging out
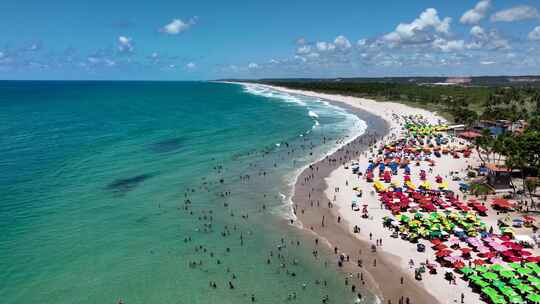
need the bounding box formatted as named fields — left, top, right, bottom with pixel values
left=0, top=81, right=372, bottom=304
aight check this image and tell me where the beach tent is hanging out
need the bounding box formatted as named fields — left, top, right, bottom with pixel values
left=492, top=198, right=515, bottom=210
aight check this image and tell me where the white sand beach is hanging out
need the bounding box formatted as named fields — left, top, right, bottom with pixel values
left=251, top=83, right=540, bottom=304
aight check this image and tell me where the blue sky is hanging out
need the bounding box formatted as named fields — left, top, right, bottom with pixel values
left=1, top=0, right=540, bottom=80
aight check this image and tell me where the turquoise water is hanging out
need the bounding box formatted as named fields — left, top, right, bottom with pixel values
left=0, top=81, right=370, bottom=304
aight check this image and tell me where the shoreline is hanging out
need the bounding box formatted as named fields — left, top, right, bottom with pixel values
left=242, top=82, right=447, bottom=303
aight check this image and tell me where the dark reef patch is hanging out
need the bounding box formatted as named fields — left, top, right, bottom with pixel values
left=106, top=173, right=155, bottom=195
left=150, top=137, right=184, bottom=153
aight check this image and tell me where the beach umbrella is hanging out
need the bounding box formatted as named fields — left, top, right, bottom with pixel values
left=460, top=248, right=472, bottom=255
left=500, top=270, right=515, bottom=279
left=508, top=256, right=522, bottom=263
left=508, top=294, right=524, bottom=304
left=509, top=243, right=523, bottom=251
left=448, top=237, right=460, bottom=246
left=516, top=284, right=534, bottom=294
left=460, top=267, right=474, bottom=275
left=527, top=276, right=540, bottom=285
left=453, top=260, right=466, bottom=269
left=435, top=243, right=448, bottom=250
left=523, top=215, right=536, bottom=223
left=491, top=264, right=505, bottom=272
left=493, top=244, right=509, bottom=252
left=526, top=256, right=540, bottom=263
left=517, top=250, right=532, bottom=257
left=436, top=249, right=452, bottom=257
left=527, top=293, right=540, bottom=303
left=482, top=272, right=499, bottom=281
left=473, top=279, right=490, bottom=288
left=490, top=257, right=505, bottom=265
left=516, top=267, right=532, bottom=276
left=475, top=265, right=488, bottom=273
left=509, top=278, right=522, bottom=286
left=468, top=274, right=482, bottom=281
left=473, top=259, right=485, bottom=266
left=431, top=238, right=442, bottom=245
left=482, top=251, right=497, bottom=259
left=502, top=250, right=516, bottom=257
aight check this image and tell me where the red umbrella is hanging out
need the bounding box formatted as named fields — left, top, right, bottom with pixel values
left=491, top=198, right=514, bottom=209
left=473, top=259, right=485, bottom=266
left=523, top=215, right=536, bottom=222
left=436, top=249, right=452, bottom=257
left=481, top=252, right=497, bottom=259
left=526, top=256, right=540, bottom=262
left=431, top=239, right=442, bottom=245
left=435, top=243, right=448, bottom=250
left=499, top=235, right=511, bottom=241
left=453, top=260, right=466, bottom=269
left=508, top=256, right=521, bottom=262
left=518, top=250, right=532, bottom=257
left=501, top=250, right=515, bottom=257
left=460, top=248, right=472, bottom=254
left=509, top=243, right=523, bottom=251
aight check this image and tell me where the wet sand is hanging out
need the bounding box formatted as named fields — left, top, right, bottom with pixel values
left=287, top=96, right=441, bottom=303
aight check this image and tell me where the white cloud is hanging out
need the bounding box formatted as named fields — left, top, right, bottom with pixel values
left=470, top=25, right=486, bottom=39
left=480, top=61, right=496, bottom=65
left=357, top=39, right=367, bottom=47
left=316, top=41, right=336, bottom=52
left=296, top=45, right=311, bottom=55
left=160, top=18, right=196, bottom=35
left=185, top=62, right=196, bottom=69
left=529, top=26, right=540, bottom=40
left=248, top=62, right=259, bottom=69
left=383, top=8, right=452, bottom=44
left=117, top=36, right=133, bottom=53
left=334, top=35, right=352, bottom=50
left=432, top=38, right=466, bottom=52
left=491, top=5, right=540, bottom=22
left=460, top=0, right=491, bottom=24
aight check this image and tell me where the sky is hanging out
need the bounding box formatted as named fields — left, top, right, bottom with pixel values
left=1, top=0, right=540, bottom=80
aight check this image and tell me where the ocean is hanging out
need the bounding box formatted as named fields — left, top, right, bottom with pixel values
left=0, top=81, right=371, bottom=303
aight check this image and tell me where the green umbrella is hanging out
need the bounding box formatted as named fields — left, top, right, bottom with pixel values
left=525, top=262, right=540, bottom=271
left=515, top=284, right=533, bottom=294
left=508, top=295, right=524, bottom=304
left=473, top=279, right=490, bottom=288
left=508, top=278, right=522, bottom=286
left=500, top=286, right=518, bottom=297
left=483, top=272, right=499, bottom=281
left=517, top=267, right=533, bottom=276
left=460, top=267, right=474, bottom=275
left=508, top=262, right=521, bottom=269
left=469, top=274, right=482, bottom=281
left=500, top=270, right=516, bottom=279
left=475, top=265, right=488, bottom=273
left=483, top=287, right=506, bottom=304
left=528, top=276, right=540, bottom=285
left=493, top=280, right=507, bottom=290
left=527, top=293, right=540, bottom=303
left=491, top=264, right=505, bottom=272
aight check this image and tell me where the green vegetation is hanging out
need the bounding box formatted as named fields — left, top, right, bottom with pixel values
left=260, top=79, right=540, bottom=197
left=260, top=80, right=540, bottom=124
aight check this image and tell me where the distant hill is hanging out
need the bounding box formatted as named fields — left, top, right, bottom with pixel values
left=220, top=75, right=540, bottom=88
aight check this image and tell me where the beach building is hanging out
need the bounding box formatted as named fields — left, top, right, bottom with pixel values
left=485, top=163, right=519, bottom=192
